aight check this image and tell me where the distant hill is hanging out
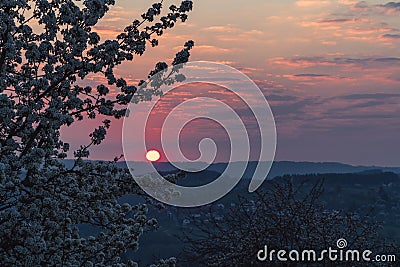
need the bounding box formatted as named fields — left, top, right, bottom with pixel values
left=208, top=161, right=400, bottom=179
left=151, top=161, right=400, bottom=179
left=161, top=170, right=222, bottom=187
left=61, top=159, right=400, bottom=178
left=274, top=170, right=400, bottom=187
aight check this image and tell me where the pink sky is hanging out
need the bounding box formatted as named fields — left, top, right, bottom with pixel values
left=62, top=0, right=400, bottom=166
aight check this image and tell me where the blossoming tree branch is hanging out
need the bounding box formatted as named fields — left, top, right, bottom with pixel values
left=0, top=0, right=194, bottom=266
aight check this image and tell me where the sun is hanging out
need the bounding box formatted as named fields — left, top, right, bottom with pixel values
left=146, top=150, right=161, bottom=162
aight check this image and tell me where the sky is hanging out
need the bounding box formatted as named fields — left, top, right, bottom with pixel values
left=62, top=0, right=400, bottom=166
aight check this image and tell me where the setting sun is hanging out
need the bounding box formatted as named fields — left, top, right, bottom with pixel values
left=146, top=150, right=161, bottom=162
